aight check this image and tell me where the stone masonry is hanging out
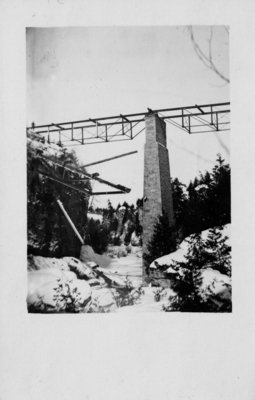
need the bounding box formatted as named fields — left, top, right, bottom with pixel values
left=143, top=113, right=175, bottom=279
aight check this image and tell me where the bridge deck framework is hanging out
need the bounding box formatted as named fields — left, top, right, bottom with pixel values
left=27, top=102, right=230, bottom=147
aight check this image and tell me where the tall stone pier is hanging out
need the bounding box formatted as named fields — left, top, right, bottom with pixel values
left=142, top=113, right=175, bottom=280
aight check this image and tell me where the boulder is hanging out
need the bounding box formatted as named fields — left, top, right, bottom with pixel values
left=150, top=224, right=231, bottom=270
left=88, top=278, right=104, bottom=287
left=95, top=267, right=126, bottom=287
left=86, top=261, right=98, bottom=269
left=27, top=271, right=91, bottom=313
left=28, top=255, right=70, bottom=272
left=28, top=270, right=77, bottom=294
left=62, top=257, right=96, bottom=280
left=199, top=268, right=231, bottom=301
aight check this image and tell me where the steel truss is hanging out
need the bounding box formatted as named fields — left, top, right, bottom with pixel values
left=27, top=102, right=230, bottom=147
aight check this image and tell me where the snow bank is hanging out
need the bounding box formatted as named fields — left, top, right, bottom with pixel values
left=27, top=253, right=125, bottom=312
left=27, top=271, right=92, bottom=312
left=199, top=268, right=231, bottom=300
left=27, top=136, right=68, bottom=158
left=90, top=288, right=117, bottom=312
left=149, top=224, right=231, bottom=309
left=150, top=224, right=230, bottom=270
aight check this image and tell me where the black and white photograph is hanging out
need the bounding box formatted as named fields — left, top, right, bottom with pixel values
left=2, top=1, right=255, bottom=400
left=26, top=26, right=231, bottom=313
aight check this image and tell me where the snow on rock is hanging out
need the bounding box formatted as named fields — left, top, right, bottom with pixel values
left=150, top=241, right=188, bottom=270
left=28, top=255, right=70, bottom=271
left=95, top=267, right=126, bottom=287
left=150, top=224, right=231, bottom=270
left=87, top=278, right=104, bottom=287
left=27, top=137, right=68, bottom=158
left=86, top=261, right=98, bottom=269
left=90, top=287, right=117, bottom=312
left=199, top=268, right=231, bottom=301
left=28, top=255, right=97, bottom=281
left=28, top=270, right=75, bottom=296
left=149, top=224, right=231, bottom=310
left=62, top=257, right=96, bottom=280
left=27, top=271, right=92, bottom=312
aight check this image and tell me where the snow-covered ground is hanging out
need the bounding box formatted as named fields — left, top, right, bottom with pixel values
left=104, top=248, right=175, bottom=312
left=117, top=287, right=175, bottom=313
left=148, top=224, right=231, bottom=310
left=104, top=247, right=143, bottom=287
left=27, top=223, right=231, bottom=313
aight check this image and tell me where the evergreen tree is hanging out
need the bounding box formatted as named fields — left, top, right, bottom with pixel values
left=166, top=267, right=204, bottom=312
left=27, top=141, right=91, bottom=257
left=143, top=213, right=176, bottom=268
left=210, top=154, right=231, bottom=226
left=185, top=232, right=208, bottom=270
left=164, top=228, right=231, bottom=312
left=165, top=233, right=207, bottom=311
left=179, top=154, right=231, bottom=237
left=85, top=218, right=110, bottom=254
left=171, top=177, right=188, bottom=239
left=102, top=200, right=118, bottom=232
left=185, top=180, right=202, bottom=235
left=205, top=226, right=231, bottom=276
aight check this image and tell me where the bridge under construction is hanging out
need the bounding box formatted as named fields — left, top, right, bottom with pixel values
left=27, top=101, right=230, bottom=279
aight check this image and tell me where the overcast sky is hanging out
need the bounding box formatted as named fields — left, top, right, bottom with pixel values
left=27, top=26, right=230, bottom=208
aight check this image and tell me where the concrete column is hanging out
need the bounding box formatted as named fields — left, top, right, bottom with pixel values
left=142, top=113, right=175, bottom=280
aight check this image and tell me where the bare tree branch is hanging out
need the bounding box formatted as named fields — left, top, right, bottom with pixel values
left=188, top=26, right=230, bottom=84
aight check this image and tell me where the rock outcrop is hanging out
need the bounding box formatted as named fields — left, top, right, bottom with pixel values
left=27, top=253, right=128, bottom=313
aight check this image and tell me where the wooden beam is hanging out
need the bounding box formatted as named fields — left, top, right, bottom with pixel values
left=81, top=150, right=138, bottom=168
left=38, top=170, right=91, bottom=195
left=91, top=191, right=126, bottom=195
left=56, top=199, right=84, bottom=245
left=38, top=156, right=131, bottom=193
